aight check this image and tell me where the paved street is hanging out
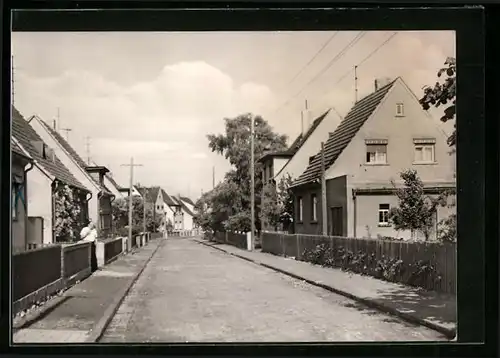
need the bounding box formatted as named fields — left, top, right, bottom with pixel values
left=99, top=238, right=446, bottom=342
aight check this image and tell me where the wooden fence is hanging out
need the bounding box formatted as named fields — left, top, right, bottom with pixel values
left=262, top=232, right=456, bottom=295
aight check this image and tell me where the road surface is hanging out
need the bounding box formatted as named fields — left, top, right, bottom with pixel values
left=99, top=238, right=446, bottom=342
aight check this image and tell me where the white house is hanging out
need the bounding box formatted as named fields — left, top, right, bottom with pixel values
left=28, top=115, right=115, bottom=237
left=12, top=108, right=90, bottom=246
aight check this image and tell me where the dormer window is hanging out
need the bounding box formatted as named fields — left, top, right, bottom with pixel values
left=396, top=103, right=404, bottom=116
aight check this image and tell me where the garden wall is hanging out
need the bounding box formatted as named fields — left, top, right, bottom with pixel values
left=261, top=232, right=456, bottom=294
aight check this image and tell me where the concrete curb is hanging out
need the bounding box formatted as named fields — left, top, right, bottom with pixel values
left=194, top=239, right=456, bottom=340
left=86, top=239, right=164, bottom=343
left=13, top=295, right=70, bottom=331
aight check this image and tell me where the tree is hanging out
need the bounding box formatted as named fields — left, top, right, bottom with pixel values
left=420, top=57, right=456, bottom=146
left=389, top=170, right=446, bottom=241
left=112, top=197, right=161, bottom=236
left=53, top=183, right=83, bottom=242
left=206, top=113, right=288, bottom=232
left=260, top=173, right=294, bottom=231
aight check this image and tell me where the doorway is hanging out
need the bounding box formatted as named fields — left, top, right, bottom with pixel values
left=330, top=207, right=343, bottom=236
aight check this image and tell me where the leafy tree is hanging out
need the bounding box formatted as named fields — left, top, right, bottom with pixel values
left=420, top=57, right=456, bottom=146
left=389, top=170, right=447, bottom=241
left=206, top=113, right=288, bottom=232
left=260, top=173, right=294, bottom=231
left=112, top=197, right=161, bottom=236
left=53, top=183, right=83, bottom=242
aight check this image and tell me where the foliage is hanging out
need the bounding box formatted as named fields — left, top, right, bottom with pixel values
left=389, top=169, right=447, bottom=241
left=53, top=183, right=82, bottom=242
left=420, top=57, right=456, bottom=146
left=437, top=213, right=457, bottom=243
left=261, top=173, right=295, bottom=231
left=301, top=243, right=442, bottom=290
left=112, top=197, right=161, bottom=236
left=204, top=113, right=288, bottom=232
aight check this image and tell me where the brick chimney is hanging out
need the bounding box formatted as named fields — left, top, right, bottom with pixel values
left=374, top=77, right=392, bottom=92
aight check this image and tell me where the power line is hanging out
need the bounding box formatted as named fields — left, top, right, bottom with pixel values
left=285, top=32, right=339, bottom=86
left=271, top=31, right=367, bottom=114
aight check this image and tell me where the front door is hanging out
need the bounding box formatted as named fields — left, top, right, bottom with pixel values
left=330, top=207, right=343, bottom=236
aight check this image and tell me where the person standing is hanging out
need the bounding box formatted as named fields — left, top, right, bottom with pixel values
left=80, top=221, right=98, bottom=271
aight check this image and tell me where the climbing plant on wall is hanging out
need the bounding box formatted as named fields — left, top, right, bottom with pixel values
left=53, top=183, right=82, bottom=242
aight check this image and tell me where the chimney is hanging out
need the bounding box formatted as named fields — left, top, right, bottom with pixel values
left=374, top=77, right=392, bottom=92
left=53, top=120, right=56, bottom=130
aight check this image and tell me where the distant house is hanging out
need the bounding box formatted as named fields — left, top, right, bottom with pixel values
left=176, top=196, right=196, bottom=230
left=12, top=108, right=90, bottom=246
left=258, top=109, right=341, bottom=232
left=11, top=140, right=34, bottom=252
left=290, top=77, right=456, bottom=240
left=28, top=115, right=115, bottom=237
left=119, top=185, right=143, bottom=197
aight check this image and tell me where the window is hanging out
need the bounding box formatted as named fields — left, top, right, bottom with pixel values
left=396, top=103, right=404, bottom=116
left=366, top=144, right=387, bottom=164
left=157, top=205, right=161, bottom=210
left=297, top=197, right=303, bottom=222
left=311, top=194, right=318, bottom=221
left=12, top=184, right=18, bottom=221
left=414, top=144, right=435, bottom=163
left=378, top=204, right=390, bottom=226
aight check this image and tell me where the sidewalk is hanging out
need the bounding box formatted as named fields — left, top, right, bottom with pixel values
left=194, top=238, right=457, bottom=339
left=12, top=238, right=163, bottom=344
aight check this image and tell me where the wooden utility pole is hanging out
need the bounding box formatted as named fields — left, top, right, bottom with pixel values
left=321, top=142, right=327, bottom=236
left=354, top=65, right=359, bottom=103
left=121, top=157, right=143, bottom=251
left=250, top=116, right=255, bottom=251
left=143, top=187, right=148, bottom=235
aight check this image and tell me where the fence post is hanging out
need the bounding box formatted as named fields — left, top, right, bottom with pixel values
left=225, top=231, right=228, bottom=244
left=296, top=234, right=300, bottom=260
left=60, top=245, right=65, bottom=282
left=246, top=232, right=251, bottom=251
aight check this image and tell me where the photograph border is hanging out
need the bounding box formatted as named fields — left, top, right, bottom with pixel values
left=1, top=3, right=494, bottom=357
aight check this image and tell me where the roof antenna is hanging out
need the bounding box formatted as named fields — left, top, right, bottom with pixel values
left=354, top=65, right=358, bottom=103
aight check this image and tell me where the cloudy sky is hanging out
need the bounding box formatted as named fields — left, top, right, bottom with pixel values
left=12, top=31, right=455, bottom=199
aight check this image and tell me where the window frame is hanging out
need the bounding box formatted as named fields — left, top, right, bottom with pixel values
left=311, top=194, right=318, bottom=222
left=297, top=196, right=303, bottom=222
left=413, top=143, right=435, bottom=164
left=396, top=102, right=404, bottom=116
left=378, top=203, right=391, bottom=227
left=365, top=144, right=388, bottom=164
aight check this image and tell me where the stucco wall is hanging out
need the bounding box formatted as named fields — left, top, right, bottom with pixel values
left=183, top=211, right=194, bottom=230
left=354, top=194, right=456, bottom=241
left=275, top=111, right=341, bottom=184
left=29, top=118, right=99, bottom=224
left=26, top=167, right=53, bottom=244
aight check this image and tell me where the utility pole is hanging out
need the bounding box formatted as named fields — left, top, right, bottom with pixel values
left=354, top=65, right=359, bottom=103
left=321, top=142, right=327, bottom=236
left=143, top=187, right=148, bottom=235
left=120, top=157, right=143, bottom=252
left=85, top=136, right=91, bottom=165
left=61, top=128, right=72, bottom=142
left=250, top=116, right=255, bottom=251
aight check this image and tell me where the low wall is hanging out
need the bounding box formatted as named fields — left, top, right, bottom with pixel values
left=62, top=242, right=92, bottom=285
left=96, top=237, right=124, bottom=267
left=227, top=232, right=248, bottom=250
left=151, top=232, right=162, bottom=240
left=261, top=232, right=456, bottom=294
left=12, top=245, right=63, bottom=311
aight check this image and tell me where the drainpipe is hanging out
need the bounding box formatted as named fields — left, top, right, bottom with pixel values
left=51, top=180, right=58, bottom=243
left=352, top=189, right=357, bottom=238
left=110, top=194, right=116, bottom=238
left=84, top=192, right=93, bottom=224
left=97, top=191, right=103, bottom=236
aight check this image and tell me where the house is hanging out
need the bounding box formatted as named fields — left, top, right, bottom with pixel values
left=258, top=108, right=341, bottom=231
left=11, top=107, right=91, bottom=246
left=89, top=160, right=124, bottom=199
left=290, top=77, right=456, bottom=240
left=176, top=196, right=196, bottom=230
left=119, top=185, right=143, bottom=197
left=11, top=140, right=34, bottom=252
left=28, top=116, right=115, bottom=237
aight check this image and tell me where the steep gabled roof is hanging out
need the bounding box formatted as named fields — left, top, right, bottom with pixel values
left=292, top=79, right=396, bottom=187
left=288, top=109, right=331, bottom=155
left=11, top=140, right=32, bottom=160
left=135, top=186, right=159, bottom=203
left=37, top=119, right=112, bottom=194
left=178, top=198, right=195, bottom=217
left=105, top=174, right=122, bottom=191
left=161, top=189, right=179, bottom=206
left=12, top=107, right=89, bottom=191
left=180, top=196, right=195, bottom=206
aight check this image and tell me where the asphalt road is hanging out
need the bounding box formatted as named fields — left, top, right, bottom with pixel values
left=99, top=238, right=446, bottom=342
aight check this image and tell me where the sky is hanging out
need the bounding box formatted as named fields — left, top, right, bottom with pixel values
left=12, top=31, right=455, bottom=199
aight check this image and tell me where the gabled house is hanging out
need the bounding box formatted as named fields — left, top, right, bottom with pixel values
left=290, top=77, right=456, bottom=240
left=28, top=115, right=115, bottom=237
left=12, top=108, right=91, bottom=246
left=119, top=185, right=143, bottom=197
left=11, top=140, right=34, bottom=252
left=176, top=195, right=196, bottom=230
left=161, top=189, right=181, bottom=230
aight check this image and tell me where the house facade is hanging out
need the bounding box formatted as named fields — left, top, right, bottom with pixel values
left=291, top=78, right=456, bottom=241
left=12, top=108, right=90, bottom=246
left=176, top=196, right=196, bottom=230
left=28, top=116, right=115, bottom=237
left=11, top=141, right=34, bottom=252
